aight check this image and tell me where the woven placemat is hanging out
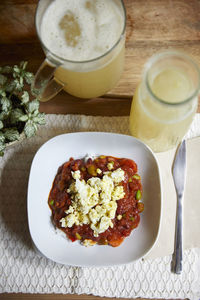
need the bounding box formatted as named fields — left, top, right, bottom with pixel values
left=0, top=114, right=200, bottom=299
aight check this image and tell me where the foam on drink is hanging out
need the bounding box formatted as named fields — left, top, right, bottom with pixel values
left=40, top=0, right=124, bottom=61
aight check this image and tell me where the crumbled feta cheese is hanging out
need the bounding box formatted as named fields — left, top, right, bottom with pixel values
left=112, top=186, right=125, bottom=201
left=87, top=177, right=101, bottom=191
left=104, top=201, right=117, bottom=218
left=65, top=206, right=74, bottom=214
left=117, top=214, right=122, bottom=220
left=72, top=170, right=81, bottom=180
left=100, top=175, right=114, bottom=204
left=82, top=239, right=96, bottom=247
left=91, top=216, right=113, bottom=237
left=60, top=217, right=67, bottom=228
left=62, top=213, right=76, bottom=228
left=107, top=161, right=114, bottom=170
left=89, top=208, right=99, bottom=224
left=96, top=168, right=102, bottom=174
left=60, top=167, right=125, bottom=237
left=80, top=214, right=90, bottom=225
left=111, top=168, right=125, bottom=183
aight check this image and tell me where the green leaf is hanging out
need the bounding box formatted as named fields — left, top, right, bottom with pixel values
left=20, top=61, right=28, bottom=70
left=0, top=74, right=7, bottom=85
left=24, top=72, right=34, bottom=85
left=21, top=91, right=29, bottom=104
left=13, top=79, right=23, bottom=91
left=0, top=62, right=45, bottom=143
left=0, top=89, right=6, bottom=97
left=4, top=128, right=20, bottom=142
left=0, top=141, right=6, bottom=152
left=0, top=138, right=5, bottom=156
left=26, top=100, right=40, bottom=114
left=0, top=131, right=5, bottom=143
left=31, top=87, right=40, bottom=97
left=0, top=66, right=12, bottom=74
left=10, top=108, right=25, bottom=124
left=24, top=121, right=37, bottom=138
left=13, top=65, right=20, bottom=74
left=0, top=111, right=8, bottom=121
left=19, top=115, right=28, bottom=122
left=1, top=97, right=12, bottom=113
left=5, top=80, right=16, bottom=93
left=33, top=113, right=46, bottom=125
left=19, top=76, right=23, bottom=85
left=32, top=109, right=39, bottom=117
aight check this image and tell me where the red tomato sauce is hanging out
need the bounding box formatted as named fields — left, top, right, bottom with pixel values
left=48, top=155, right=144, bottom=247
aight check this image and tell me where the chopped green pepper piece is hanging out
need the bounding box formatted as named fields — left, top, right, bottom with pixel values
left=130, top=216, right=135, bottom=221
left=87, top=165, right=97, bottom=176
left=49, top=200, right=54, bottom=206
left=99, top=155, right=106, bottom=159
left=133, top=174, right=141, bottom=180
left=75, top=233, right=81, bottom=240
left=136, top=190, right=142, bottom=200
left=128, top=178, right=132, bottom=182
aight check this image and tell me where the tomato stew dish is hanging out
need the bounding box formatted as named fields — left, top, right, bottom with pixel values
left=48, top=155, right=144, bottom=247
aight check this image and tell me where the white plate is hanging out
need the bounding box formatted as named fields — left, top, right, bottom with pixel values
left=28, top=132, right=162, bottom=267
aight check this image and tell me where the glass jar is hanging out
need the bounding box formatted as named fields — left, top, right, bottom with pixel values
left=129, top=51, right=200, bottom=152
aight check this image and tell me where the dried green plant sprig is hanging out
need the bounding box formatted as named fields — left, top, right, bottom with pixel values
left=0, top=62, right=45, bottom=156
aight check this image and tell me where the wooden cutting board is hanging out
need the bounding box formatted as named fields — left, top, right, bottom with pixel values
left=0, top=0, right=199, bottom=115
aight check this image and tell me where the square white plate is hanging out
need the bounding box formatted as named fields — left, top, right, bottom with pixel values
left=28, top=132, right=162, bottom=267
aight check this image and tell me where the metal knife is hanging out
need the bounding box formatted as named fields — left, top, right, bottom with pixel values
left=171, top=139, right=186, bottom=274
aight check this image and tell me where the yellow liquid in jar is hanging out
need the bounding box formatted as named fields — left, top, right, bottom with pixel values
left=55, top=42, right=125, bottom=99
left=129, top=68, right=197, bottom=152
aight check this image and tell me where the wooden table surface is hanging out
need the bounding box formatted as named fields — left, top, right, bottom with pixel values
left=0, top=0, right=200, bottom=299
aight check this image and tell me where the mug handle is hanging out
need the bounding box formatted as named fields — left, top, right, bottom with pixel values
left=31, top=58, right=64, bottom=102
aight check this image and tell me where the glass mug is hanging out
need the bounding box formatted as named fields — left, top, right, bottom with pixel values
left=130, top=51, right=200, bottom=152
left=32, top=0, right=126, bottom=101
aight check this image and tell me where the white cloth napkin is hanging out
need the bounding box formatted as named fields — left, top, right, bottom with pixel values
left=145, top=136, right=200, bottom=259
left=0, top=113, right=200, bottom=299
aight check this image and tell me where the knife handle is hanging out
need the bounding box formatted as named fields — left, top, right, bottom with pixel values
left=172, top=191, right=183, bottom=274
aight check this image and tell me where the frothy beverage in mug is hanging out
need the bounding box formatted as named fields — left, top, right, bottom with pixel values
left=38, top=0, right=125, bottom=99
